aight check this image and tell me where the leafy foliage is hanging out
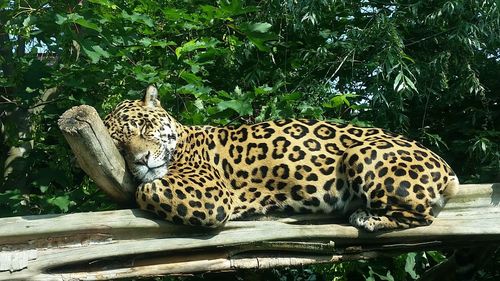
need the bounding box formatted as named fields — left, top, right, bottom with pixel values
left=1, top=0, right=499, bottom=279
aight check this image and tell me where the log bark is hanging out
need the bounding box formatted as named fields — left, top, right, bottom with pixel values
left=58, top=105, right=136, bottom=204
left=0, top=183, right=498, bottom=281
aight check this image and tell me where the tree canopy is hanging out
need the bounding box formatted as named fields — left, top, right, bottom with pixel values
left=1, top=0, right=499, bottom=280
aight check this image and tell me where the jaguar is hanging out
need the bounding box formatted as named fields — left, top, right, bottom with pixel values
left=104, top=85, right=459, bottom=232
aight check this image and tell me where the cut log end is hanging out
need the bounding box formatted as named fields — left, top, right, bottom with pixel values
left=58, top=105, right=137, bottom=205
left=58, top=105, right=100, bottom=133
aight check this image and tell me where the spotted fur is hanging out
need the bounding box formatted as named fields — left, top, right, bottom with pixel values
left=104, top=86, right=459, bottom=232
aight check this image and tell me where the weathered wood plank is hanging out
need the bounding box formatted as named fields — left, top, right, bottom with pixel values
left=0, top=183, right=498, bottom=281
left=58, top=105, right=136, bottom=204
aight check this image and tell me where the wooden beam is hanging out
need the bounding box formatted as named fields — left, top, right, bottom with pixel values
left=0, top=183, right=498, bottom=281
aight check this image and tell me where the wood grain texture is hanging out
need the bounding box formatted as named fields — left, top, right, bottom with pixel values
left=58, top=105, right=136, bottom=204
left=0, top=183, right=498, bottom=281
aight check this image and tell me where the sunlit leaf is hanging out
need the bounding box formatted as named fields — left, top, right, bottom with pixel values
left=180, top=71, right=203, bottom=86
left=55, top=13, right=102, bottom=32
left=217, top=100, right=253, bottom=115
left=88, top=0, right=118, bottom=9
left=47, top=195, right=73, bottom=212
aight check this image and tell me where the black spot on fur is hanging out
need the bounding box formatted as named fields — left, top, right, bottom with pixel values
left=272, top=164, right=290, bottom=179
left=396, top=186, right=410, bottom=197
left=325, top=143, right=343, bottom=155
left=323, top=193, right=338, bottom=205
left=376, top=140, right=393, bottom=149
left=341, top=190, right=351, bottom=201
left=416, top=204, right=425, bottom=213
left=189, top=200, right=202, bottom=208
left=336, top=179, right=345, bottom=190
left=193, top=210, right=206, bottom=220
left=164, top=189, right=173, bottom=199
left=284, top=123, right=310, bottom=139
left=393, top=139, right=412, bottom=147
left=420, top=174, right=429, bottom=184
left=216, top=206, right=226, bottom=222
left=400, top=180, right=411, bottom=189
left=275, top=193, right=287, bottom=201
left=348, top=154, right=359, bottom=166
left=157, top=210, right=167, bottom=219
left=175, top=189, right=186, bottom=199
left=189, top=217, right=202, bottom=226
left=291, top=185, right=303, bottom=201
left=305, top=185, right=317, bottom=194
left=395, top=169, right=406, bottom=177
left=384, top=178, right=395, bottom=192
left=218, top=129, right=229, bottom=146
left=431, top=171, right=441, bottom=182
left=160, top=203, right=172, bottom=212
left=323, top=179, right=335, bottom=191
left=172, top=215, right=183, bottom=224
left=236, top=170, right=249, bottom=179
left=313, top=124, right=336, bottom=140
left=347, top=127, right=363, bottom=137
left=303, top=197, right=320, bottom=207
left=320, top=166, right=335, bottom=175
left=408, top=170, right=418, bottom=179
left=378, top=167, right=388, bottom=177
left=272, top=136, right=291, bottom=159
left=222, top=159, right=234, bottom=178
left=365, top=171, right=375, bottom=181
left=177, top=204, right=188, bottom=217
left=303, top=139, right=321, bottom=151
left=306, top=173, right=318, bottom=181
left=195, top=190, right=202, bottom=199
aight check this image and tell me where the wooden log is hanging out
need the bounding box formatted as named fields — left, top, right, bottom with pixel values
left=58, top=105, right=136, bottom=204
left=0, top=183, right=498, bottom=281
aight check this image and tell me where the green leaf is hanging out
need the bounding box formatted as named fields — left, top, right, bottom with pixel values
left=238, top=22, right=277, bottom=51
left=88, top=0, right=118, bottom=9
left=22, top=15, right=35, bottom=27
left=47, top=195, right=72, bottom=212
left=180, top=71, right=203, bottom=86
left=404, top=253, right=419, bottom=279
left=254, top=85, right=273, bottom=95
left=150, top=40, right=177, bottom=48
left=245, top=22, right=272, bottom=33
left=282, top=92, right=302, bottom=101
left=39, top=185, right=49, bottom=193
left=404, top=75, right=418, bottom=92
left=323, top=93, right=357, bottom=108
left=0, top=0, right=8, bottom=9
left=426, top=251, right=446, bottom=263
left=217, top=100, right=253, bottom=115
left=139, top=38, right=152, bottom=47
left=394, top=71, right=404, bottom=91
left=219, top=0, right=258, bottom=17
left=121, top=10, right=154, bottom=27
left=55, top=13, right=102, bottom=32
left=81, top=44, right=110, bottom=63
left=55, top=14, right=67, bottom=25
left=175, top=39, right=219, bottom=59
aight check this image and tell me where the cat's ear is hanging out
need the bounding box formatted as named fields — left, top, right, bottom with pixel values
left=142, top=85, right=160, bottom=108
